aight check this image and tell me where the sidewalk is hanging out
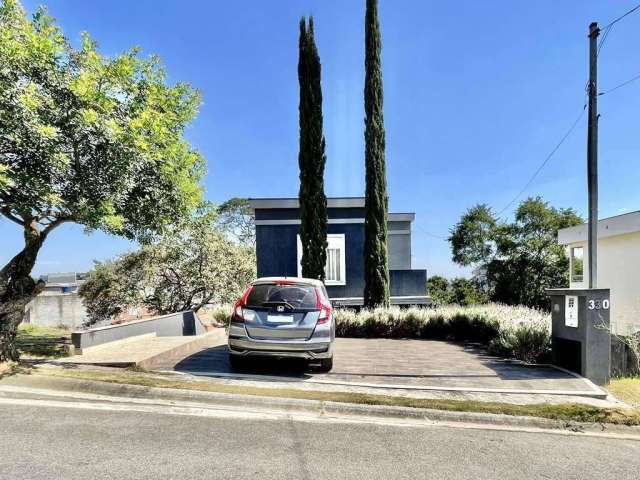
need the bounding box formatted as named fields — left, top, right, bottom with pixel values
left=1, top=369, right=639, bottom=438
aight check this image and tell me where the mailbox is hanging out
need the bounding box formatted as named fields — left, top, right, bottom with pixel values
left=546, top=288, right=611, bottom=385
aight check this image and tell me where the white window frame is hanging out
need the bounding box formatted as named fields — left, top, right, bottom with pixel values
left=297, top=234, right=346, bottom=286
left=570, top=246, right=585, bottom=284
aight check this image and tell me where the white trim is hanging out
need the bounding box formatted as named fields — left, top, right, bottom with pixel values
left=388, top=230, right=411, bottom=235
left=558, top=210, right=640, bottom=244
left=297, top=234, right=346, bottom=286
left=256, top=219, right=301, bottom=226
left=256, top=219, right=414, bottom=227
left=250, top=197, right=365, bottom=210
left=256, top=218, right=365, bottom=226
left=388, top=213, right=415, bottom=222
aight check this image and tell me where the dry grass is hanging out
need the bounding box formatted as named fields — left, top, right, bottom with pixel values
left=40, top=368, right=640, bottom=426
left=608, top=377, right=640, bottom=407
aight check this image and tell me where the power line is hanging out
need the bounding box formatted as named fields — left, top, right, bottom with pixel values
left=495, top=105, right=587, bottom=216
left=599, top=72, right=640, bottom=96
left=413, top=226, right=448, bottom=241
left=597, top=24, right=612, bottom=56
left=598, top=3, right=640, bottom=55
left=602, top=2, right=640, bottom=30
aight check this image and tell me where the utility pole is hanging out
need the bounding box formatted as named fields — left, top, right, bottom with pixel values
left=587, top=22, right=600, bottom=289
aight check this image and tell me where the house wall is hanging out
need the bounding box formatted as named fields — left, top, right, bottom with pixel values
left=256, top=223, right=366, bottom=298
left=567, top=232, right=640, bottom=335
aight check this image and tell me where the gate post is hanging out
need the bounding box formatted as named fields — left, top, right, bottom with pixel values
left=546, top=288, right=611, bottom=385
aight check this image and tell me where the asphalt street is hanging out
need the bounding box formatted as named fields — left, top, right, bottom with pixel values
left=0, top=398, right=638, bottom=480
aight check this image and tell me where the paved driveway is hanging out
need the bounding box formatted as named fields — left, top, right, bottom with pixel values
left=156, top=333, right=603, bottom=397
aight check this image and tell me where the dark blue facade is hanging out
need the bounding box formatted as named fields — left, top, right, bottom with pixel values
left=253, top=199, right=429, bottom=304
left=256, top=223, right=366, bottom=298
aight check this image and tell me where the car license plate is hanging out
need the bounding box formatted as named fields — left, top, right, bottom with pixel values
left=267, top=314, right=294, bottom=323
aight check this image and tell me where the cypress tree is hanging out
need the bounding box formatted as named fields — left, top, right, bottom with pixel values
left=363, top=0, right=390, bottom=307
left=298, top=17, right=328, bottom=280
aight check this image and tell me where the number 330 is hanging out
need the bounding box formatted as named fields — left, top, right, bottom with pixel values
left=588, top=299, right=609, bottom=310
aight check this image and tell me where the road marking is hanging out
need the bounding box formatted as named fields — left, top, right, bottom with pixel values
left=0, top=389, right=638, bottom=442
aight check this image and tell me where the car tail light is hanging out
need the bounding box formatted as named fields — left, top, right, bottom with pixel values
left=232, top=286, right=253, bottom=322
left=315, top=287, right=332, bottom=325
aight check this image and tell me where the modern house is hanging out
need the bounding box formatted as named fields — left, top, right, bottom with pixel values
left=249, top=197, right=430, bottom=306
left=23, top=272, right=90, bottom=328
left=558, top=211, right=640, bottom=336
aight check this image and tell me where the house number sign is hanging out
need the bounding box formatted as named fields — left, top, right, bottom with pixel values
left=588, top=299, right=609, bottom=310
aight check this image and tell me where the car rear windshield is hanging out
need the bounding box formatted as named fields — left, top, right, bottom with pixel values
left=245, top=284, right=317, bottom=309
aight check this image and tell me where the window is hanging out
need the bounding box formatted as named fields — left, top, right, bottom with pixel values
left=245, top=284, right=318, bottom=309
left=297, top=234, right=346, bottom=285
left=570, top=246, right=584, bottom=283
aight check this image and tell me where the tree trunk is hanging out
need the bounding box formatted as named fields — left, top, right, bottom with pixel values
left=0, top=222, right=46, bottom=362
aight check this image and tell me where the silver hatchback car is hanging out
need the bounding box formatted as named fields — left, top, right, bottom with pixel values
left=227, top=277, right=335, bottom=372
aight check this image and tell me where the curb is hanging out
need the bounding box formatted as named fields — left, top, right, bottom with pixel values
left=2, top=373, right=639, bottom=439
left=174, top=369, right=609, bottom=399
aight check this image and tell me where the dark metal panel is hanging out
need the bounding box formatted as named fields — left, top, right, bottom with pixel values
left=390, top=270, right=427, bottom=296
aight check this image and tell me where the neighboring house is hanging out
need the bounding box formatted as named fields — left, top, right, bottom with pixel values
left=250, top=197, right=430, bottom=306
left=558, top=211, right=640, bottom=336
left=23, top=272, right=89, bottom=328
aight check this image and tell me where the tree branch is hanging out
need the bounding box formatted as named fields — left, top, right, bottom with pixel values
left=0, top=208, right=24, bottom=227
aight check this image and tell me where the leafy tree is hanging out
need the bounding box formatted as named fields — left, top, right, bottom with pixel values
left=363, top=0, right=390, bottom=307
left=426, top=275, right=452, bottom=306
left=449, top=277, right=488, bottom=306
left=79, top=210, right=255, bottom=325
left=216, top=197, right=255, bottom=247
left=449, top=197, right=583, bottom=310
left=297, top=17, right=328, bottom=280
left=427, top=275, right=487, bottom=306
left=0, top=1, right=203, bottom=359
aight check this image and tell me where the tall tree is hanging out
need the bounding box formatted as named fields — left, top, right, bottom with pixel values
left=297, top=17, right=328, bottom=280
left=0, top=1, right=204, bottom=360
left=363, top=0, right=390, bottom=307
left=449, top=198, right=583, bottom=310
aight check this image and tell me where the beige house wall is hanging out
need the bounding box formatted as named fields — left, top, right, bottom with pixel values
left=566, top=231, right=640, bottom=335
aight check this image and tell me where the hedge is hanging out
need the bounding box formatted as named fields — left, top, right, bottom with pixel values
left=203, top=303, right=552, bottom=364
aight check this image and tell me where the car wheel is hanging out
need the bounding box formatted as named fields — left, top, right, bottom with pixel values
left=318, top=356, right=333, bottom=373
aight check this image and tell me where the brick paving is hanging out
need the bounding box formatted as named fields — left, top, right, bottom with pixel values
left=158, top=332, right=600, bottom=395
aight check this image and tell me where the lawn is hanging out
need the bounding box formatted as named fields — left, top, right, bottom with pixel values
left=16, top=324, right=72, bottom=358
left=608, top=377, right=640, bottom=407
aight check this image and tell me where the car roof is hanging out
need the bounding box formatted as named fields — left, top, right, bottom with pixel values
left=252, top=277, right=325, bottom=287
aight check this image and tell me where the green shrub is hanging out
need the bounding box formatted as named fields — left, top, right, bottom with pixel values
left=205, top=302, right=551, bottom=364
left=334, top=304, right=551, bottom=364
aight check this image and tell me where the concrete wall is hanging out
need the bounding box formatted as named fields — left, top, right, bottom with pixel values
left=24, top=293, right=88, bottom=328
left=566, top=232, right=640, bottom=335
left=72, top=311, right=205, bottom=352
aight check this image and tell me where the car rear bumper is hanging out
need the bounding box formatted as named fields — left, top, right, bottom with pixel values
left=228, top=334, right=333, bottom=360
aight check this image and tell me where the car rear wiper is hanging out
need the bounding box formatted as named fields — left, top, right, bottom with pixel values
left=262, top=300, right=296, bottom=310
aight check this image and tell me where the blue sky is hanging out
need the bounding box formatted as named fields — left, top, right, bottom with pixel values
left=3, top=0, right=640, bottom=278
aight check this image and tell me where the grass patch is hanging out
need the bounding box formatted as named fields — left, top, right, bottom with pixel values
left=16, top=324, right=72, bottom=358
left=40, top=368, right=640, bottom=426
left=608, top=377, right=640, bottom=407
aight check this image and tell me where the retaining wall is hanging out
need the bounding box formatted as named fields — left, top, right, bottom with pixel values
left=72, top=311, right=205, bottom=353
